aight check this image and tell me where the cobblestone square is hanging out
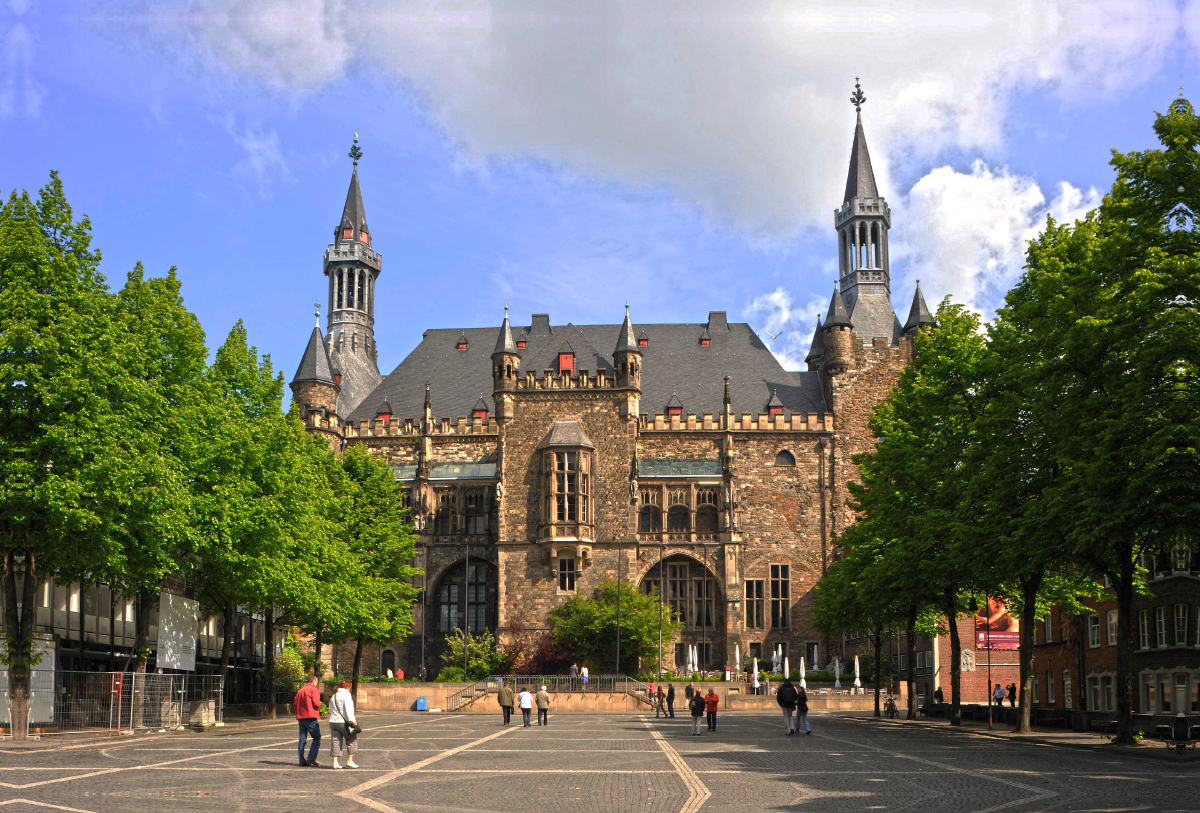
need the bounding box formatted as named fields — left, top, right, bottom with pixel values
left=0, top=712, right=1194, bottom=812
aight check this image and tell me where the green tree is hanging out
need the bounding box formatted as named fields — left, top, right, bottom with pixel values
left=438, top=629, right=506, bottom=681
left=986, top=97, right=1200, bottom=742
left=0, top=175, right=127, bottom=740
left=328, top=444, right=420, bottom=699
left=549, top=580, right=683, bottom=674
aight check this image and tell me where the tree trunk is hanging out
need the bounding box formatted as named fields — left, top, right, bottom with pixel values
left=905, top=605, right=918, bottom=720
left=351, top=638, right=364, bottom=702
left=873, top=622, right=882, bottom=717
left=1014, top=572, right=1042, bottom=734
left=130, top=587, right=155, bottom=729
left=263, top=607, right=276, bottom=720
left=313, top=626, right=324, bottom=680
left=218, top=602, right=234, bottom=675
left=1113, top=553, right=1137, bottom=745
left=3, top=551, right=38, bottom=742
left=945, top=592, right=962, bottom=726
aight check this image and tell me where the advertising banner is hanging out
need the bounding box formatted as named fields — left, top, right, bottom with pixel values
left=975, top=597, right=1020, bottom=650
left=157, top=593, right=200, bottom=671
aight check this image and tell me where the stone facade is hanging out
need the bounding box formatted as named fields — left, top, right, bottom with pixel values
left=291, top=115, right=940, bottom=680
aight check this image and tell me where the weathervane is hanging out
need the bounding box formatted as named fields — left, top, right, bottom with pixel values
left=349, top=133, right=363, bottom=168
left=850, top=77, right=866, bottom=113
left=314, top=301, right=321, bottom=326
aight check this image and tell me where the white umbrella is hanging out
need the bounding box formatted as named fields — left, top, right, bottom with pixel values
left=752, top=657, right=760, bottom=690
left=800, top=657, right=807, bottom=689
left=853, top=655, right=862, bottom=689
left=834, top=657, right=841, bottom=689
left=784, top=656, right=790, bottom=681
left=735, top=644, right=740, bottom=672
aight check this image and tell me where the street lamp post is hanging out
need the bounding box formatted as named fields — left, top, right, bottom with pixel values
left=616, top=537, right=622, bottom=677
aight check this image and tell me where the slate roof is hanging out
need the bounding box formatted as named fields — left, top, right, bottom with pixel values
left=824, top=286, right=853, bottom=329
left=640, top=458, right=723, bottom=477
left=291, top=327, right=337, bottom=387
left=539, top=420, right=595, bottom=449
left=848, top=288, right=902, bottom=344
left=340, top=168, right=369, bottom=237
left=904, top=284, right=933, bottom=332
left=843, top=111, right=879, bottom=203
left=346, top=315, right=827, bottom=423
left=805, top=317, right=825, bottom=362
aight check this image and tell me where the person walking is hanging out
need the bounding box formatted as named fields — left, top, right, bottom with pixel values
left=704, top=688, right=719, bottom=731
left=992, top=683, right=1006, bottom=712
left=655, top=687, right=666, bottom=718
left=570, top=663, right=579, bottom=690
left=581, top=665, right=589, bottom=687
left=688, top=687, right=706, bottom=735
left=776, top=677, right=798, bottom=735
left=536, top=685, right=550, bottom=726
left=934, top=686, right=944, bottom=704
left=328, top=680, right=359, bottom=769
left=666, top=684, right=675, bottom=718
left=497, top=680, right=515, bottom=726
left=518, top=686, right=534, bottom=727
left=294, top=675, right=322, bottom=766
left=684, top=683, right=695, bottom=703
left=1007, top=683, right=1017, bottom=708
left=796, top=684, right=811, bottom=734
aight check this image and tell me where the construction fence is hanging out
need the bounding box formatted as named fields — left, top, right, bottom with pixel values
left=1, top=670, right=223, bottom=738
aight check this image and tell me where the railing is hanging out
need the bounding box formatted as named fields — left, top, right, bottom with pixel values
left=445, top=675, right=654, bottom=712
left=1, top=671, right=224, bottom=737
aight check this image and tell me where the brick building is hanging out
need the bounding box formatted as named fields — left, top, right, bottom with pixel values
left=291, top=111, right=936, bottom=680
left=1029, top=553, right=1200, bottom=721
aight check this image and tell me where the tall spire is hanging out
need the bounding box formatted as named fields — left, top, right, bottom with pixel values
left=805, top=316, right=825, bottom=362
left=339, top=135, right=369, bottom=242
left=844, top=79, right=879, bottom=203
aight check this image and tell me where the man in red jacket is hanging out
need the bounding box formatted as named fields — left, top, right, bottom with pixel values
left=704, top=688, right=720, bottom=731
left=295, top=675, right=322, bottom=766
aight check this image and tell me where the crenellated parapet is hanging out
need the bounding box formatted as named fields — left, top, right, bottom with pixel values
left=638, top=411, right=833, bottom=432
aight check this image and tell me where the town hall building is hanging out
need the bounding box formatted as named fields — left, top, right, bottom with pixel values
left=290, top=111, right=933, bottom=679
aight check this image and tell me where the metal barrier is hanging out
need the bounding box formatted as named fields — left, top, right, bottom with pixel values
left=2, top=671, right=224, bottom=736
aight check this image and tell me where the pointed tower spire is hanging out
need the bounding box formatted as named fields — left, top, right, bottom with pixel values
left=844, top=79, right=879, bottom=203
left=903, top=280, right=933, bottom=333
left=494, top=304, right=518, bottom=354
left=291, top=326, right=338, bottom=387
left=614, top=301, right=638, bottom=354
left=824, top=285, right=852, bottom=329
left=805, top=316, right=825, bottom=364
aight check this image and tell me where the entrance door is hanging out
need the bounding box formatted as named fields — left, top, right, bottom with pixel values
left=1175, top=674, right=1189, bottom=714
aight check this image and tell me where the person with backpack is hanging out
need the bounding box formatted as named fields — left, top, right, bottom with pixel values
left=688, top=687, right=706, bottom=735
left=777, top=677, right=799, bottom=735
left=796, top=683, right=811, bottom=734
left=704, top=688, right=720, bottom=731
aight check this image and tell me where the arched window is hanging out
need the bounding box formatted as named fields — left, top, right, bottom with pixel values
left=775, top=450, right=796, bottom=467
left=433, top=492, right=454, bottom=535
left=667, top=505, right=690, bottom=535
left=337, top=269, right=344, bottom=310
left=639, top=506, right=662, bottom=533
left=464, top=489, right=488, bottom=535
left=381, top=650, right=395, bottom=677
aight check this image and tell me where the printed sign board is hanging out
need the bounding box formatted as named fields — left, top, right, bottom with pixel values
left=157, top=593, right=200, bottom=671
left=976, top=596, right=1020, bottom=650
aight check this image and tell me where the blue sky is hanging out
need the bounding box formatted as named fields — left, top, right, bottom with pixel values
left=1, top=1, right=1192, bottom=378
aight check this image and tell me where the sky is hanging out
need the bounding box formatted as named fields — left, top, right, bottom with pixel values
left=1, top=0, right=1194, bottom=378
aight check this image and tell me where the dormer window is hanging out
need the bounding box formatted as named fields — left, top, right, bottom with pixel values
left=342, top=227, right=353, bottom=239
left=360, top=228, right=370, bottom=245
left=768, top=405, right=783, bottom=419
left=456, top=333, right=469, bottom=351
left=473, top=409, right=488, bottom=422
left=376, top=413, right=391, bottom=425
left=667, top=406, right=683, bottom=419
left=517, top=340, right=527, bottom=349
left=558, top=352, right=575, bottom=376
left=638, top=337, right=649, bottom=347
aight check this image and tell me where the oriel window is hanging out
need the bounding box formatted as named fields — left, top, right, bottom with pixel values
left=554, top=451, right=588, bottom=523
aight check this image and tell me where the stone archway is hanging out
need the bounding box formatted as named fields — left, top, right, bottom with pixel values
left=423, top=557, right=498, bottom=678
left=639, top=554, right=725, bottom=673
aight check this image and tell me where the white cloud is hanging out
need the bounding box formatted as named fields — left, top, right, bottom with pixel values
left=148, top=0, right=1179, bottom=231
left=894, top=161, right=1101, bottom=315
left=744, top=287, right=827, bottom=369
left=221, top=114, right=290, bottom=191
left=1, top=16, right=44, bottom=119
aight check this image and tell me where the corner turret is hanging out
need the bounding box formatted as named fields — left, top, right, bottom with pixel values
left=903, top=281, right=933, bottom=335
left=613, top=304, right=642, bottom=391
left=492, top=306, right=521, bottom=405
left=822, top=286, right=853, bottom=375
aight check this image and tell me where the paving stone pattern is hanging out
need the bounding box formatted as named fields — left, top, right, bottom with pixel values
left=0, top=713, right=1194, bottom=812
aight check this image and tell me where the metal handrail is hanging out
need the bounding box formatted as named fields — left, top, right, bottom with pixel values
left=446, top=675, right=656, bottom=712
